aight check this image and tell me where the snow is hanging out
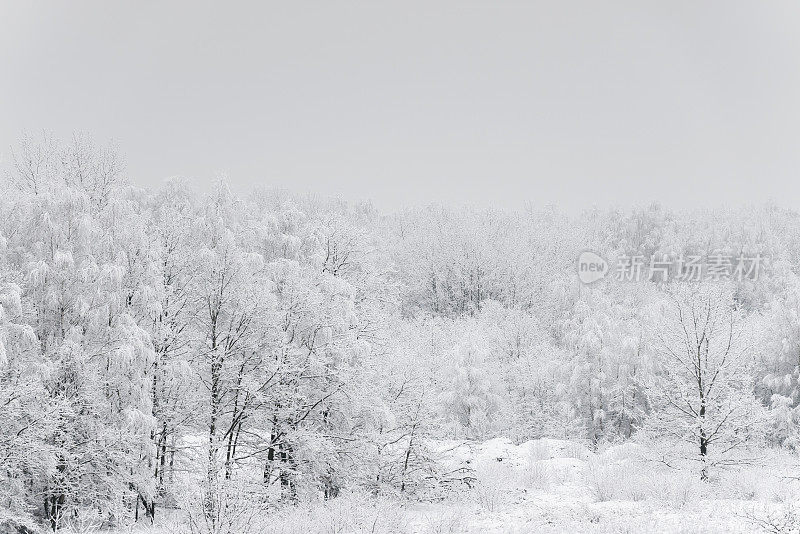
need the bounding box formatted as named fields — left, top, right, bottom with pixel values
left=72, top=436, right=800, bottom=533
left=396, top=438, right=799, bottom=533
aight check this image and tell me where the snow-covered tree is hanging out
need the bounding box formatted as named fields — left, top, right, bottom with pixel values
left=641, top=282, right=766, bottom=479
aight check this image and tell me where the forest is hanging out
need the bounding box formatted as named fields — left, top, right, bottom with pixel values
left=1, top=134, right=799, bottom=533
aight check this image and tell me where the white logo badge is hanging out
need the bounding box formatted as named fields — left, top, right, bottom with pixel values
left=577, top=251, right=608, bottom=284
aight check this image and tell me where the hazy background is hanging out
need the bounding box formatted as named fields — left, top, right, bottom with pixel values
left=2, top=1, right=800, bottom=212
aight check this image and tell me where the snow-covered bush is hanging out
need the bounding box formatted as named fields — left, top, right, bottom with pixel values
left=471, top=466, right=512, bottom=512
left=715, top=450, right=800, bottom=503
left=521, top=456, right=552, bottom=490
left=586, top=454, right=704, bottom=505
left=744, top=504, right=800, bottom=534
left=244, top=492, right=407, bottom=534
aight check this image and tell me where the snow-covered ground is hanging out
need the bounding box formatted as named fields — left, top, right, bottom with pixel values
left=398, top=437, right=800, bottom=533
left=86, top=437, right=799, bottom=534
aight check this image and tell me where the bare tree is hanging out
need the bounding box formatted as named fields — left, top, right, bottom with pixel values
left=4, top=131, right=57, bottom=195
left=60, top=132, right=125, bottom=207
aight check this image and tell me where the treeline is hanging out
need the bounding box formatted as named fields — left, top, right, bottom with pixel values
left=0, top=134, right=798, bottom=531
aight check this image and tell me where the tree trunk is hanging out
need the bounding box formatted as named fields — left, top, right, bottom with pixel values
left=206, top=348, right=222, bottom=526
left=279, top=442, right=296, bottom=502
left=699, top=398, right=709, bottom=481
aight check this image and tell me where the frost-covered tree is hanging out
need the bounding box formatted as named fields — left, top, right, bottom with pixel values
left=442, top=336, right=501, bottom=440
left=6, top=131, right=800, bottom=530
left=641, top=283, right=766, bottom=479
left=757, top=260, right=800, bottom=449
left=561, top=288, right=648, bottom=445
left=0, top=282, right=49, bottom=527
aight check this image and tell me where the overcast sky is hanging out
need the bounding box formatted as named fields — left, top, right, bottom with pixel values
left=2, top=2, right=800, bottom=212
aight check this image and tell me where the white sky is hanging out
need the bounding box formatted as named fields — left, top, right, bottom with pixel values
left=2, top=1, right=800, bottom=212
